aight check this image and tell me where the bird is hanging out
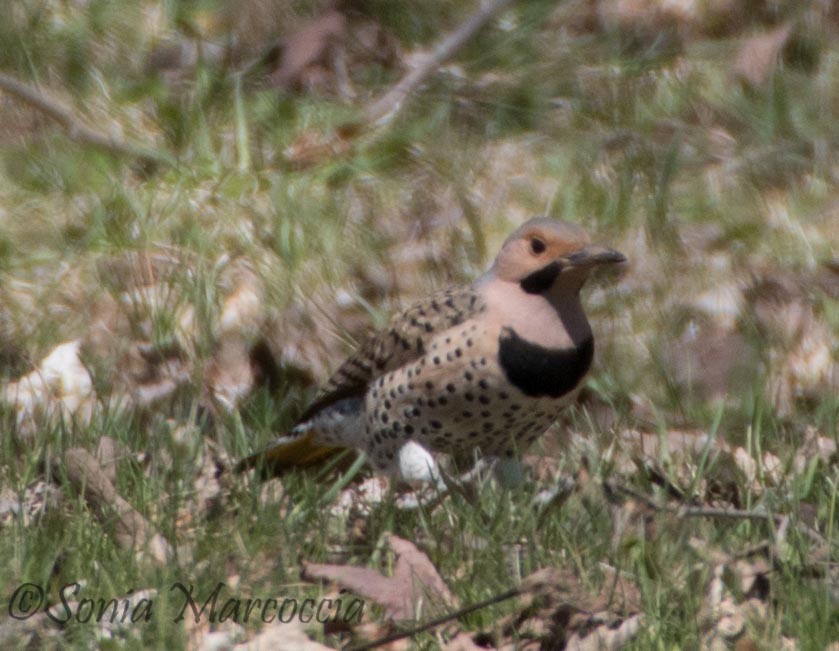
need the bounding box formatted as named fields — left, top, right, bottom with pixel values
left=236, top=217, right=625, bottom=485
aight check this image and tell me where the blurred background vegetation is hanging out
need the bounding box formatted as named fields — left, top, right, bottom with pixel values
left=0, top=0, right=837, bottom=648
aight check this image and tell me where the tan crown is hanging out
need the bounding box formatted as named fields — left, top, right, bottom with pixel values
left=490, top=217, right=592, bottom=283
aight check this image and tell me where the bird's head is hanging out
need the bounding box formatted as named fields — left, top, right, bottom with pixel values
left=489, top=217, right=626, bottom=295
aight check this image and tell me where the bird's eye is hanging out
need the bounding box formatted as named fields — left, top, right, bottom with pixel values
left=530, top=238, right=546, bottom=255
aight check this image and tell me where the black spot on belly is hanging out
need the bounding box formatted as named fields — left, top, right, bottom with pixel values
left=498, top=327, right=593, bottom=398
left=520, top=262, right=562, bottom=294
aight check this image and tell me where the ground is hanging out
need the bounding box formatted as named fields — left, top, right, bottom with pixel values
left=0, top=1, right=837, bottom=648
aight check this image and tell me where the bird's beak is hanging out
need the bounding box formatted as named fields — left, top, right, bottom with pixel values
left=564, top=245, right=627, bottom=267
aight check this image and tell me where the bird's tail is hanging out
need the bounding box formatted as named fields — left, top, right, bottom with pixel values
left=234, top=429, right=348, bottom=475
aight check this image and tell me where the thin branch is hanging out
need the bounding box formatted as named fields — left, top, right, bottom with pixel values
left=361, top=0, right=516, bottom=129
left=347, top=587, right=520, bottom=651
left=604, top=481, right=827, bottom=546
left=0, top=71, right=173, bottom=168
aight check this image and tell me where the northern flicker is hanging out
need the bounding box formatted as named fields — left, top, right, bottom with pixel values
left=237, top=217, right=625, bottom=483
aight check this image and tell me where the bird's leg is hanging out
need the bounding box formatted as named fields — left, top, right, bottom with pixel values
left=492, top=455, right=526, bottom=489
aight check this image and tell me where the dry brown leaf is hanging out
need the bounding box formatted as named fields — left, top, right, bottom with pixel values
left=596, top=0, right=690, bottom=42
left=608, top=429, right=748, bottom=507
left=618, top=428, right=729, bottom=461
left=747, top=272, right=811, bottom=340
left=733, top=23, right=793, bottom=88
left=330, top=476, right=389, bottom=519
left=693, top=543, right=784, bottom=650
left=190, top=438, right=233, bottom=523
left=302, top=534, right=456, bottom=622
left=0, top=480, right=62, bottom=528
left=219, top=270, right=264, bottom=337
left=565, top=613, right=644, bottom=651
left=521, top=453, right=563, bottom=484
left=131, top=368, right=191, bottom=408
left=745, top=272, right=838, bottom=415
left=269, top=9, right=347, bottom=91
left=205, top=334, right=259, bottom=412
left=261, top=277, right=378, bottom=388
left=792, top=426, right=837, bottom=475
left=498, top=567, right=642, bottom=649
left=282, top=129, right=353, bottom=170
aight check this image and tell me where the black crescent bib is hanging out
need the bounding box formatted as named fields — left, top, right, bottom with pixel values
left=497, top=326, right=593, bottom=398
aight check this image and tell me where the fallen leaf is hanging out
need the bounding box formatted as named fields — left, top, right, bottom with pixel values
left=615, top=428, right=763, bottom=506
left=219, top=266, right=264, bottom=337
left=191, top=438, right=232, bottom=522
left=269, top=10, right=348, bottom=91
left=733, top=23, right=793, bottom=88
left=792, top=426, right=837, bottom=475
left=0, top=480, right=62, bottom=528
left=745, top=272, right=838, bottom=415
left=621, top=428, right=729, bottom=461
left=565, top=613, right=644, bottom=651
left=596, top=0, right=689, bottom=45
left=282, top=129, right=353, bottom=170
left=509, top=567, right=642, bottom=649
left=694, top=543, right=784, bottom=650
left=205, top=334, right=260, bottom=412
left=330, top=476, right=389, bottom=519
left=302, top=534, right=456, bottom=621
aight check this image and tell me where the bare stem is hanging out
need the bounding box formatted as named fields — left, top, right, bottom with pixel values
left=361, top=0, right=517, bottom=128
left=0, top=71, right=173, bottom=168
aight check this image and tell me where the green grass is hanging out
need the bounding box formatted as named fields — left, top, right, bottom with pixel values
left=1, top=0, right=837, bottom=648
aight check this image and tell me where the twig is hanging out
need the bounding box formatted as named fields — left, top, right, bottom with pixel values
left=604, top=481, right=827, bottom=546
left=361, top=0, right=516, bottom=129
left=347, top=586, right=520, bottom=651
left=0, top=71, right=173, bottom=168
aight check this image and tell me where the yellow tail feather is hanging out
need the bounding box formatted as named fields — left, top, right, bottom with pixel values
left=235, top=429, right=347, bottom=475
